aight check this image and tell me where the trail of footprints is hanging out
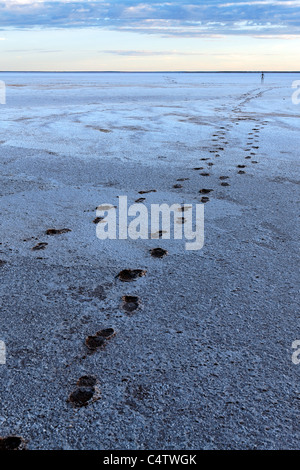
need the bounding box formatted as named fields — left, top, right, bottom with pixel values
left=174, top=118, right=267, bottom=203
left=66, top=216, right=170, bottom=408
left=2, top=108, right=268, bottom=447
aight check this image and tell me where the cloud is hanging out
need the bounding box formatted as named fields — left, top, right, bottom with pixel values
left=0, top=1, right=299, bottom=37
left=101, top=49, right=209, bottom=56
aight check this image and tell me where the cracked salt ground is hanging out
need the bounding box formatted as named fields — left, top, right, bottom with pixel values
left=1, top=72, right=299, bottom=450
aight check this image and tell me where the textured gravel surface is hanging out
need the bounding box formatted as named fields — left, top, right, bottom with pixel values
left=0, top=73, right=299, bottom=449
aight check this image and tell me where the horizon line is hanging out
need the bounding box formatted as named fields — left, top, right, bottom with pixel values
left=0, top=70, right=300, bottom=74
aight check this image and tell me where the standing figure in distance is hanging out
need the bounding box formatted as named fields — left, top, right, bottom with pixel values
left=261, top=72, right=264, bottom=84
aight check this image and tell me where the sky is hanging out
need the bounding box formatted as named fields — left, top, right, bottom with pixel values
left=0, top=0, right=300, bottom=71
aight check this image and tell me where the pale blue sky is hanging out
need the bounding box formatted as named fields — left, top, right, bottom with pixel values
left=0, top=0, right=300, bottom=71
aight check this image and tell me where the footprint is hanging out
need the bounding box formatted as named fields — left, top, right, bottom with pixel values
left=193, top=167, right=204, bottom=170
left=46, top=228, right=71, bottom=236
left=173, top=184, right=182, bottom=189
left=93, top=217, right=104, bottom=224
left=135, top=197, right=145, bottom=203
left=85, top=335, right=106, bottom=351
left=221, top=182, right=230, bottom=187
left=219, top=176, right=229, bottom=180
left=138, top=189, right=157, bottom=194
left=32, top=242, right=48, bottom=251
left=68, top=387, right=95, bottom=407
left=151, top=230, right=167, bottom=239
left=122, top=295, right=140, bottom=313
left=177, top=206, right=192, bottom=213
left=77, top=375, right=97, bottom=387
left=96, top=328, right=115, bottom=339
left=97, top=205, right=116, bottom=211
left=200, top=172, right=210, bottom=177
left=199, top=189, right=213, bottom=194
left=0, top=437, right=26, bottom=451
left=237, top=165, right=246, bottom=168
left=238, top=170, right=246, bottom=174
left=117, top=269, right=146, bottom=282
left=177, top=178, right=189, bottom=182
left=201, top=197, right=210, bottom=203
left=150, top=247, right=168, bottom=258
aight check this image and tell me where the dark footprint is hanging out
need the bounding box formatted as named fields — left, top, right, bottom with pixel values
left=135, top=197, right=145, bottom=203
left=200, top=158, right=210, bottom=161
left=245, top=156, right=251, bottom=159
left=173, top=184, right=182, bottom=189
left=96, top=328, right=115, bottom=339
left=32, top=242, right=48, bottom=251
left=85, top=335, right=106, bottom=351
left=251, top=161, right=258, bottom=164
left=207, top=162, right=214, bottom=166
left=138, top=189, right=157, bottom=194
left=221, top=182, right=230, bottom=187
left=122, top=295, right=140, bottom=313
left=177, top=178, right=189, bottom=182
left=201, top=197, right=210, bottom=203
left=46, top=228, right=71, bottom=236
left=199, top=189, right=213, bottom=194
left=200, top=172, right=210, bottom=177
left=0, top=436, right=26, bottom=451
left=93, top=217, right=104, bottom=224
left=238, top=170, right=246, bottom=174
left=68, top=387, right=95, bottom=407
left=117, top=269, right=146, bottom=282
left=150, top=247, right=168, bottom=258
left=77, top=376, right=97, bottom=387
left=215, top=154, right=220, bottom=158
left=193, top=167, right=204, bottom=170
left=0, top=260, right=7, bottom=267
left=237, top=165, right=246, bottom=168
left=219, top=176, right=229, bottom=180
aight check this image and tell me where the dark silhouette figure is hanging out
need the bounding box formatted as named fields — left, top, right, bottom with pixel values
left=261, top=72, right=264, bottom=84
